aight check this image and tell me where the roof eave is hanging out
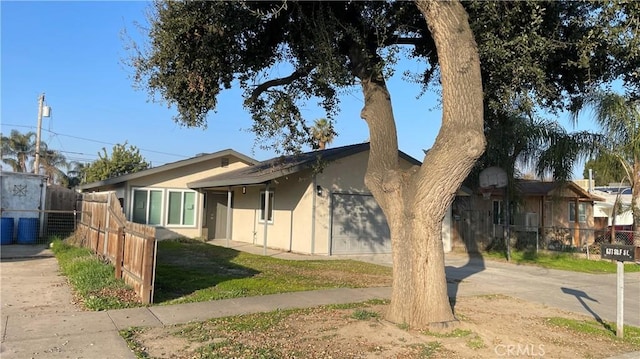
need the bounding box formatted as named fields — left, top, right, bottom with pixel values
left=79, top=149, right=257, bottom=191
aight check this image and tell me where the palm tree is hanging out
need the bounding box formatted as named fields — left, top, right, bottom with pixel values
left=1, top=130, right=36, bottom=172
left=66, top=161, right=88, bottom=188
left=575, top=91, right=640, bottom=246
left=310, top=118, right=335, bottom=150
left=475, top=107, right=597, bottom=184
left=38, top=143, right=69, bottom=185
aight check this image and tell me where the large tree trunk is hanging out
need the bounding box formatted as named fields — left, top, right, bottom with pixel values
left=359, top=0, right=485, bottom=329
left=633, top=159, right=640, bottom=246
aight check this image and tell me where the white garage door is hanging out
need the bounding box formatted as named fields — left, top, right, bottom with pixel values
left=330, top=193, right=391, bottom=255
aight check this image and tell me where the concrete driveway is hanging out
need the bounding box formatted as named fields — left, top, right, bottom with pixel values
left=442, top=253, right=640, bottom=327
left=1, top=245, right=136, bottom=359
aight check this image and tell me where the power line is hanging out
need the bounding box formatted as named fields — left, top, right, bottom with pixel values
left=1, top=123, right=190, bottom=159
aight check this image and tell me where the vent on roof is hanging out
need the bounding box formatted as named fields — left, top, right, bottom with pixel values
left=221, top=157, right=229, bottom=168
left=195, top=153, right=208, bottom=157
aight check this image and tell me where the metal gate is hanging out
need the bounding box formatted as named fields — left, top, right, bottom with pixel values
left=330, top=193, right=391, bottom=254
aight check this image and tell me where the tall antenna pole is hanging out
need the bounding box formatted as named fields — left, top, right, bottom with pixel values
left=34, top=93, right=45, bottom=174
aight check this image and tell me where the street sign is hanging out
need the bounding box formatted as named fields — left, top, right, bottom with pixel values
left=601, top=244, right=637, bottom=262
left=600, top=244, right=639, bottom=339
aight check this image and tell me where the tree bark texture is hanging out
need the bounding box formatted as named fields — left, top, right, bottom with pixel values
left=633, top=158, right=640, bottom=246
left=359, top=0, right=485, bottom=328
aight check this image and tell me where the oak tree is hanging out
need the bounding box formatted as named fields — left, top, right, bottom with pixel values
left=131, top=0, right=632, bottom=327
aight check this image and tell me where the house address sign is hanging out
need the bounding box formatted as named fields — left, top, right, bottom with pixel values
left=601, top=244, right=638, bottom=262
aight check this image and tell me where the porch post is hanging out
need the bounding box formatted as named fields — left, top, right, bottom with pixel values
left=573, top=197, right=580, bottom=247
left=311, top=175, right=317, bottom=254
left=263, top=183, right=270, bottom=255
left=226, top=187, right=232, bottom=247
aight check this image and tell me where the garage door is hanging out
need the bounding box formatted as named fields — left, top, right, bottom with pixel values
left=330, top=193, right=391, bottom=254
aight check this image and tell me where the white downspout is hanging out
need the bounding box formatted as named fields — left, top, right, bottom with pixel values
left=263, top=183, right=270, bottom=255
left=311, top=176, right=317, bottom=254
left=226, top=188, right=232, bottom=247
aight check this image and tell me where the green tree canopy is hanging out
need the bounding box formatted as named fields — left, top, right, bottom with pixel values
left=84, top=143, right=150, bottom=183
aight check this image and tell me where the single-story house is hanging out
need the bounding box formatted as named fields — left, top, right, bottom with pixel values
left=79, top=149, right=259, bottom=240
left=81, top=142, right=461, bottom=255
left=187, top=142, right=460, bottom=255
left=468, top=179, right=605, bottom=248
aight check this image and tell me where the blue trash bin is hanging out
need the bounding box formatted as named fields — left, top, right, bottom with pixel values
left=17, top=218, right=39, bottom=244
left=1, top=217, right=14, bottom=245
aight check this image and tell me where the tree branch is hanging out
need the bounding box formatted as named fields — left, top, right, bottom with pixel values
left=249, top=68, right=309, bottom=102
left=384, top=36, right=423, bottom=46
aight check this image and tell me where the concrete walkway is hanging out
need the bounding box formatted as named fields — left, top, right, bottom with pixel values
left=1, top=242, right=638, bottom=358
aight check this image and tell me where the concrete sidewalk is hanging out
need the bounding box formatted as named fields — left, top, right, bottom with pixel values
left=2, top=242, right=639, bottom=359
left=1, top=244, right=392, bottom=358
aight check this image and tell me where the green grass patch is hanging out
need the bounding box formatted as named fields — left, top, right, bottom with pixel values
left=51, top=240, right=139, bottom=310
left=325, top=298, right=389, bottom=310
left=120, top=328, right=151, bottom=359
left=485, top=250, right=640, bottom=274
left=351, top=309, right=380, bottom=320
left=153, top=238, right=392, bottom=305
left=418, top=341, right=442, bottom=358
left=466, top=334, right=486, bottom=349
left=424, top=328, right=473, bottom=338
left=546, top=317, right=640, bottom=347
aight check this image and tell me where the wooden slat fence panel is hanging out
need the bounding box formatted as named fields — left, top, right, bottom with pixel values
left=74, top=191, right=157, bottom=304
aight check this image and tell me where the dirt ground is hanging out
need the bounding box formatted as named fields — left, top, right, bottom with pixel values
left=128, top=294, right=638, bottom=359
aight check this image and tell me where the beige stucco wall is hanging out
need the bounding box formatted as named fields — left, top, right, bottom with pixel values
left=127, top=157, right=251, bottom=240
left=82, top=156, right=252, bottom=240
left=231, top=151, right=462, bottom=255
left=127, top=157, right=248, bottom=188
left=230, top=170, right=314, bottom=252
left=229, top=150, right=391, bottom=255
left=228, top=150, right=443, bottom=255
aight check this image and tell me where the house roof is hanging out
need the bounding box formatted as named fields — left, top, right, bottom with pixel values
left=188, top=142, right=421, bottom=189
left=487, top=179, right=605, bottom=201
left=79, top=149, right=259, bottom=191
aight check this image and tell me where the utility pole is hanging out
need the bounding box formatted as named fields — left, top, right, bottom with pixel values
left=34, top=93, right=45, bottom=174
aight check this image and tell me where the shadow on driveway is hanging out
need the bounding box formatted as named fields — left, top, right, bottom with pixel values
left=445, top=236, right=486, bottom=315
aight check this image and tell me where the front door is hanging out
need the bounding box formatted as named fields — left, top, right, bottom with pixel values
left=205, top=192, right=229, bottom=240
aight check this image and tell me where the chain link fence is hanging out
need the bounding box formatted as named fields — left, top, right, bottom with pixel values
left=1, top=209, right=80, bottom=245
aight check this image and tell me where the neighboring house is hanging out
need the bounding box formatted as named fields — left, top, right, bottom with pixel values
left=592, top=186, right=633, bottom=228
left=456, top=180, right=604, bottom=250
left=188, top=142, right=458, bottom=255
left=79, top=150, right=259, bottom=240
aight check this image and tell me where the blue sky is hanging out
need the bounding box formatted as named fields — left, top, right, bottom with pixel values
left=2, top=1, right=595, bottom=178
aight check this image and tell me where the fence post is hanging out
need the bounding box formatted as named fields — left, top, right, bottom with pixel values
left=95, top=222, right=101, bottom=253
left=140, top=237, right=155, bottom=304
left=103, top=195, right=111, bottom=256
left=114, top=226, right=124, bottom=279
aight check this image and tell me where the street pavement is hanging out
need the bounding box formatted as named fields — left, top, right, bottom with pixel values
left=1, top=241, right=638, bottom=358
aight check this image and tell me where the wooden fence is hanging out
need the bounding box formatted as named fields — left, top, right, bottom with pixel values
left=75, top=192, right=157, bottom=304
